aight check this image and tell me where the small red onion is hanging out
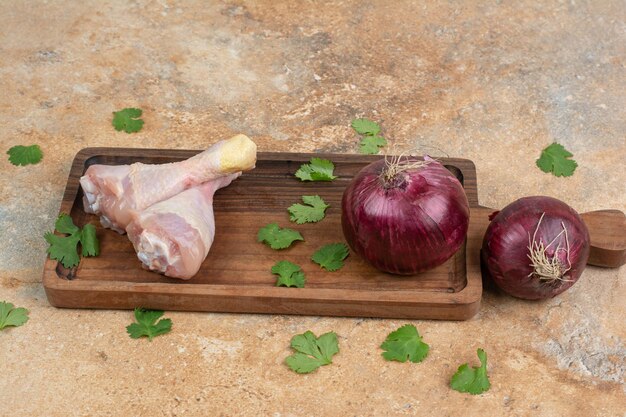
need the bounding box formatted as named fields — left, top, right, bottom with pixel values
left=341, top=156, right=470, bottom=275
left=482, top=196, right=590, bottom=300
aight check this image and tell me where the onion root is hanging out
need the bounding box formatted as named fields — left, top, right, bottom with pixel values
left=527, top=213, right=573, bottom=283
left=380, top=153, right=431, bottom=185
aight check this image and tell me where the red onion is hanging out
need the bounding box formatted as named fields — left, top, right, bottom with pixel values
left=482, top=196, right=590, bottom=300
left=341, top=156, right=470, bottom=275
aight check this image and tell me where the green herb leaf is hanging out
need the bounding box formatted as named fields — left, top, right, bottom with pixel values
left=55, top=213, right=80, bottom=235
left=286, top=353, right=326, bottom=373
left=0, top=301, right=29, bottom=330
left=311, top=243, right=349, bottom=271
left=126, top=308, right=172, bottom=341
left=380, top=324, right=429, bottom=363
left=536, top=143, right=577, bottom=177
left=7, top=144, right=43, bottom=166
left=352, top=118, right=387, bottom=154
left=359, top=135, right=387, bottom=155
left=257, top=223, right=304, bottom=250
left=285, top=330, right=339, bottom=374
left=450, top=348, right=491, bottom=395
left=112, top=107, right=144, bottom=133
left=351, top=118, right=381, bottom=136
left=44, top=232, right=81, bottom=268
left=288, top=195, right=330, bottom=224
left=44, top=214, right=100, bottom=268
left=80, top=224, right=100, bottom=257
left=271, top=260, right=306, bottom=288
left=315, top=332, right=340, bottom=362
left=295, top=158, right=337, bottom=182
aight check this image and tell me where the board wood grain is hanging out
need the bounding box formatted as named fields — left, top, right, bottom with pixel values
left=43, top=149, right=484, bottom=320
left=580, top=210, right=626, bottom=268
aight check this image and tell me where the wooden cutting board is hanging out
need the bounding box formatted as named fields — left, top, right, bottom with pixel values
left=42, top=149, right=626, bottom=320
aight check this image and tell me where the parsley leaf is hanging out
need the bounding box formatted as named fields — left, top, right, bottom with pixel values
left=311, top=243, right=350, bottom=271
left=380, top=324, right=429, bottom=363
left=295, top=158, right=337, bottom=181
left=450, top=348, right=491, bottom=395
left=536, top=143, right=577, bottom=177
left=44, top=232, right=81, bottom=268
left=44, top=214, right=100, bottom=268
left=351, top=118, right=381, bottom=136
left=257, top=223, right=304, bottom=250
left=112, top=107, right=144, bottom=133
left=271, top=260, right=306, bottom=288
left=285, top=330, right=339, bottom=374
left=351, top=118, right=387, bottom=154
left=359, top=135, right=387, bottom=155
left=55, top=213, right=80, bottom=234
left=126, top=308, right=172, bottom=341
left=7, top=144, right=43, bottom=166
left=288, top=195, right=330, bottom=224
left=80, top=224, right=99, bottom=256
left=0, top=301, right=29, bottom=330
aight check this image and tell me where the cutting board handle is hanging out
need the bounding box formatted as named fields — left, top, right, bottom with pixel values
left=580, top=209, right=626, bottom=268
left=482, top=208, right=625, bottom=268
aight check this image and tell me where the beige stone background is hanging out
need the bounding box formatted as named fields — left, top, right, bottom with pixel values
left=1, top=1, right=625, bottom=416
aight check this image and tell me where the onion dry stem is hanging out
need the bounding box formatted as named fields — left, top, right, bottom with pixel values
left=527, top=212, right=572, bottom=283
left=381, top=153, right=431, bottom=185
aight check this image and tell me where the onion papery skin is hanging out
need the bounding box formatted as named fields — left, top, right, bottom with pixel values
left=341, top=158, right=470, bottom=275
left=482, top=196, right=590, bottom=300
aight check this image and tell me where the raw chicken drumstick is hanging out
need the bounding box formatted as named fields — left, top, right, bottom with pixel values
left=80, top=134, right=256, bottom=233
left=126, top=173, right=239, bottom=279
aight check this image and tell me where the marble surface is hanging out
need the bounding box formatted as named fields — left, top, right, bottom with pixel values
left=0, top=1, right=624, bottom=416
